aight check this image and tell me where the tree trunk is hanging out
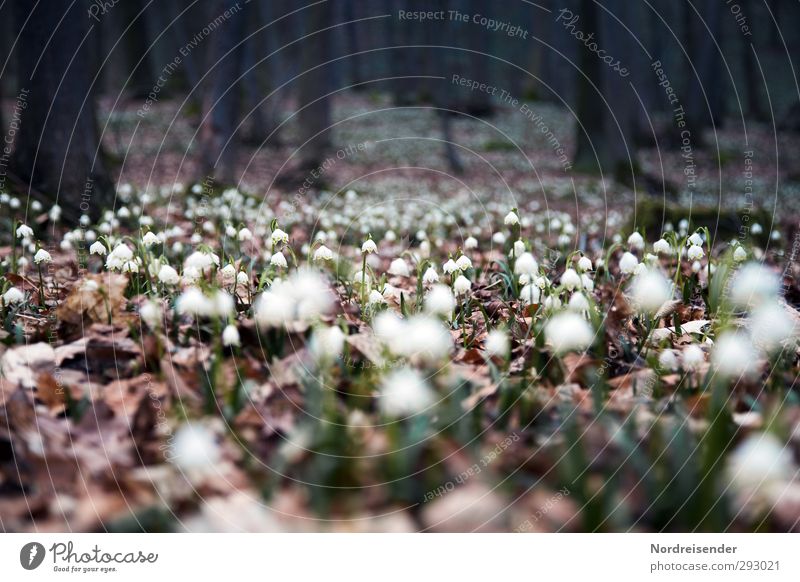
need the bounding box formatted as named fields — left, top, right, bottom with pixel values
left=684, top=0, right=725, bottom=139
left=343, top=0, right=364, bottom=89
left=199, top=0, right=247, bottom=184
left=572, top=0, right=635, bottom=182
left=12, top=0, right=113, bottom=224
left=297, top=0, right=333, bottom=172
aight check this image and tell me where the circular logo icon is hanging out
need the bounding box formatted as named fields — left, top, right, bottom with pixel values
left=20, top=542, right=46, bottom=570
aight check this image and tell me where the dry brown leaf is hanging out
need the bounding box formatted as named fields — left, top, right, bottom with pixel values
left=56, top=273, right=129, bottom=337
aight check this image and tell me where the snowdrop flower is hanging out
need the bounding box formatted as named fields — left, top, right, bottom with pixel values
left=373, top=311, right=405, bottom=343
left=225, top=225, right=237, bottom=238
left=16, top=224, right=33, bottom=239
left=106, top=243, right=133, bottom=273
left=89, top=241, right=107, bottom=255
left=379, top=368, right=434, bottom=417
left=254, top=291, right=294, bottom=328
left=733, top=245, right=747, bottom=262
left=81, top=279, right=99, bottom=292
left=310, top=326, right=345, bottom=362
left=361, top=238, right=378, bottom=254
left=442, top=258, right=458, bottom=275
left=504, top=210, right=520, bottom=226
left=691, top=260, right=702, bottom=274
left=455, top=254, right=472, bottom=271
left=514, top=252, right=538, bottom=276
left=750, top=304, right=796, bottom=353
left=577, top=256, right=592, bottom=271
left=750, top=223, right=763, bottom=235
left=176, top=287, right=213, bottom=317
left=157, top=264, right=180, bottom=285
left=352, top=270, right=370, bottom=288
left=419, top=240, right=431, bottom=258
left=619, top=252, right=638, bottom=275
left=729, top=263, right=780, bottom=309
left=388, top=258, right=410, bottom=277
left=236, top=271, right=250, bottom=287
left=271, top=228, right=289, bottom=246
left=313, top=245, right=333, bottom=262
left=34, top=248, right=52, bottom=264
left=47, top=205, right=61, bottom=222
left=687, top=244, right=704, bottom=261
left=287, top=269, right=335, bottom=323
left=270, top=251, right=288, bottom=269
left=712, top=332, right=759, bottom=379
left=681, top=345, right=705, bottom=371
left=630, top=269, right=673, bottom=313
left=519, top=284, right=540, bottom=305
left=368, top=289, right=386, bottom=305
left=425, top=284, right=456, bottom=316
left=139, top=300, right=161, bottom=329
left=653, top=238, right=671, bottom=255
left=117, top=206, right=131, bottom=219
left=726, top=432, right=796, bottom=510
left=212, top=291, right=235, bottom=317
left=59, top=239, right=72, bottom=251
left=184, top=250, right=218, bottom=274
left=627, top=231, right=645, bottom=250
left=658, top=350, right=679, bottom=372
left=464, top=236, right=478, bottom=250
left=687, top=232, right=704, bottom=247
left=422, top=266, right=439, bottom=285
left=512, top=239, right=526, bottom=257
left=31, top=200, right=42, bottom=212
left=393, top=316, right=452, bottom=363
left=580, top=274, right=594, bottom=292
left=492, top=232, right=506, bottom=245
left=568, top=292, right=590, bottom=313
left=3, top=287, right=25, bottom=305
left=453, top=275, right=472, bottom=296
left=545, top=312, right=594, bottom=354
left=560, top=268, right=581, bottom=291
left=142, top=231, right=160, bottom=247
left=170, top=423, right=221, bottom=472
left=485, top=329, right=509, bottom=357
left=238, top=227, right=253, bottom=242
left=220, top=263, right=237, bottom=284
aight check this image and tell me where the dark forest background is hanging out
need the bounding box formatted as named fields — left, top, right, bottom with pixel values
left=1, top=0, right=799, bottom=225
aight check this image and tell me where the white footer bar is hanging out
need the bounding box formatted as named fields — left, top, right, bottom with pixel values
left=1, top=533, right=797, bottom=580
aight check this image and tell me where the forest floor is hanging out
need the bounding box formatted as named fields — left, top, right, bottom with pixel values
left=1, top=93, right=800, bottom=532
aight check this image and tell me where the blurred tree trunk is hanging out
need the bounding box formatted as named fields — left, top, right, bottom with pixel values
left=572, top=0, right=635, bottom=182
left=297, top=0, right=333, bottom=172
left=741, top=0, right=769, bottom=122
left=343, top=0, right=364, bottom=89
left=199, top=0, right=247, bottom=184
left=240, top=1, right=271, bottom=145
left=684, top=0, right=725, bottom=139
left=436, top=0, right=463, bottom=174
left=120, top=0, right=157, bottom=98
left=389, top=0, right=415, bottom=105
left=11, top=0, right=113, bottom=223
